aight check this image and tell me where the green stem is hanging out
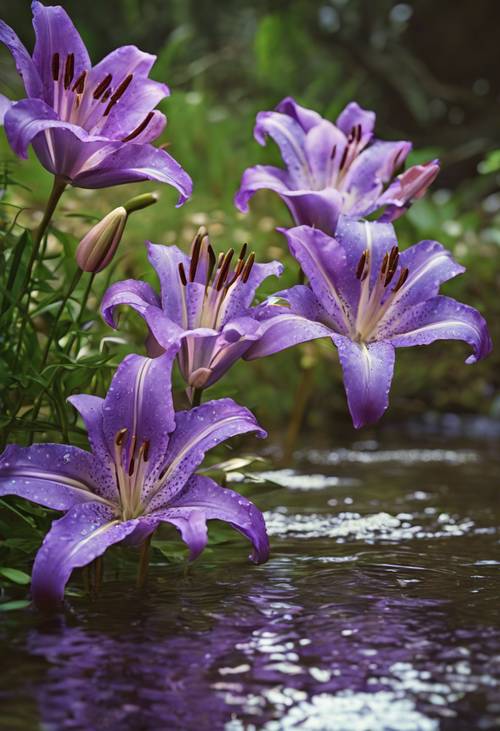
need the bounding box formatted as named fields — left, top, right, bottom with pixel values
left=191, top=387, right=203, bottom=407
left=23, top=176, right=67, bottom=297
left=40, top=267, right=83, bottom=368
left=137, top=535, right=152, bottom=588
left=13, top=177, right=67, bottom=362
left=280, top=362, right=316, bottom=466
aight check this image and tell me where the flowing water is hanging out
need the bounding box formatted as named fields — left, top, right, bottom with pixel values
left=1, top=422, right=499, bottom=730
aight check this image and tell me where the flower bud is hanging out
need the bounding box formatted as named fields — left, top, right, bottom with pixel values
left=76, top=207, right=128, bottom=273
left=123, top=191, right=159, bottom=214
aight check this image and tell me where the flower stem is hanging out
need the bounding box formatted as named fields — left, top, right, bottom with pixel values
left=40, top=267, right=83, bottom=367
left=137, top=535, right=152, bottom=588
left=25, top=176, right=67, bottom=294
left=192, top=388, right=203, bottom=407
left=280, top=361, right=316, bottom=465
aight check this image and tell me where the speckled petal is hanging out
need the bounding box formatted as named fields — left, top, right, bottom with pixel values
left=332, top=334, right=396, bottom=429
left=0, top=444, right=112, bottom=510
left=145, top=399, right=266, bottom=509
left=387, top=295, right=492, bottom=364
left=167, top=474, right=269, bottom=563
left=31, top=502, right=137, bottom=609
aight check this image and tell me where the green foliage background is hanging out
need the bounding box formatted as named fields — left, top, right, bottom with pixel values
left=1, top=0, right=499, bottom=438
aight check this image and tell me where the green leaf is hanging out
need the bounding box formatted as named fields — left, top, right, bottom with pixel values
left=0, top=600, right=31, bottom=612
left=0, top=567, right=31, bottom=585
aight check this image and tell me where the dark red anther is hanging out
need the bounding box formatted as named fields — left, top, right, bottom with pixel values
left=189, top=231, right=204, bottom=281
left=122, top=111, right=154, bottom=142
left=339, top=145, right=349, bottom=171
left=356, top=249, right=368, bottom=280
left=104, top=74, right=133, bottom=115
left=216, top=249, right=234, bottom=290
left=238, top=242, right=248, bottom=261
left=63, top=53, right=75, bottom=90
left=72, top=71, right=86, bottom=95
left=52, top=53, right=60, bottom=81
left=356, top=124, right=362, bottom=143
left=142, top=440, right=150, bottom=462
left=241, top=252, right=255, bottom=283
left=393, top=267, right=409, bottom=292
left=206, top=244, right=217, bottom=285
left=115, top=427, right=128, bottom=446
left=330, top=144, right=337, bottom=160
left=93, top=73, right=112, bottom=99
left=178, top=262, right=188, bottom=286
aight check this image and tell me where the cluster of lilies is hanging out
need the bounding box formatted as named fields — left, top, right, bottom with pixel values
left=0, top=3, right=491, bottom=608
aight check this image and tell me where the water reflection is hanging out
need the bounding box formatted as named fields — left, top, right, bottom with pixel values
left=1, top=433, right=499, bottom=730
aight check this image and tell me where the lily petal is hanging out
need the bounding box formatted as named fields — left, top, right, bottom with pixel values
left=0, top=444, right=111, bottom=510
left=145, top=399, right=266, bottom=509
left=100, top=279, right=161, bottom=328
left=275, top=96, right=323, bottom=132
left=0, top=19, right=42, bottom=98
left=332, top=334, right=396, bottom=428
left=167, top=474, right=269, bottom=563
left=101, top=351, right=177, bottom=481
left=378, top=160, right=440, bottom=221
left=4, top=98, right=100, bottom=159
left=220, top=260, right=284, bottom=325
left=31, top=502, right=137, bottom=609
left=149, top=506, right=208, bottom=561
left=146, top=242, right=190, bottom=325
left=66, top=395, right=117, bottom=501
left=336, top=101, right=376, bottom=141
left=72, top=141, right=193, bottom=202
left=32, top=0, right=91, bottom=104
left=388, top=295, right=492, bottom=364
left=280, top=226, right=350, bottom=332
left=254, top=110, right=311, bottom=187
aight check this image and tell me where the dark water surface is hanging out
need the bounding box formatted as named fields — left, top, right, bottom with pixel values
left=1, top=427, right=499, bottom=730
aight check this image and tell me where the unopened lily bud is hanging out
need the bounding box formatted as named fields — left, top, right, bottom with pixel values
left=123, top=192, right=159, bottom=214
left=76, top=206, right=128, bottom=273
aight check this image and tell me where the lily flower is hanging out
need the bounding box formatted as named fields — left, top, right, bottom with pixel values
left=246, top=219, right=492, bottom=428
left=235, top=97, right=439, bottom=234
left=101, top=228, right=283, bottom=402
left=0, top=348, right=269, bottom=608
left=0, top=2, right=191, bottom=198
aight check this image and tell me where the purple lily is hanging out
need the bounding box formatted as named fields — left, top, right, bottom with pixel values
left=0, top=2, right=191, bottom=198
left=101, top=228, right=283, bottom=402
left=0, top=348, right=269, bottom=608
left=235, top=96, right=439, bottom=234
left=246, top=219, right=492, bottom=428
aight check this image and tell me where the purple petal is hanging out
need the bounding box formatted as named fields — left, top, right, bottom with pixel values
left=145, top=399, right=266, bottom=509
left=378, top=240, right=465, bottom=320
left=71, top=142, right=193, bottom=202
left=332, top=334, right=396, bottom=428
left=336, top=101, right=375, bottom=141
left=101, top=351, right=178, bottom=482
left=102, top=81, right=168, bottom=143
left=0, top=19, right=42, bottom=98
left=100, top=278, right=161, bottom=328
left=388, top=295, right=492, bottom=364
left=280, top=226, right=350, bottom=332
left=220, top=260, right=283, bottom=324
left=32, top=0, right=91, bottom=105
left=234, top=164, right=292, bottom=213
left=0, top=444, right=112, bottom=510
left=275, top=96, right=323, bottom=132
left=0, top=94, right=12, bottom=124
left=147, top=242, right=190, bottom=324
left=167, top=474, right=269, bottom=563
left=254, top=110, right=311, bottom=187
left=342, top=140, right=411, bottom=217
left=304, top=120, right=347, bottom=189
left=31, top=502, right=137, bottom=609
left=201, top=317, right=261, bottom=387
left=246, top=310, right=333, bottom=360
left=280, top=188, right=342, bottom=232
left=66, top=395, right=117, bottom=501
left=4, top=98, right=97, bottom=159
left=378, top=160, right=440, bottom=221
left=142, top=306, right=211, bottom=352
left=150, top=506, right=208, bottom=560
